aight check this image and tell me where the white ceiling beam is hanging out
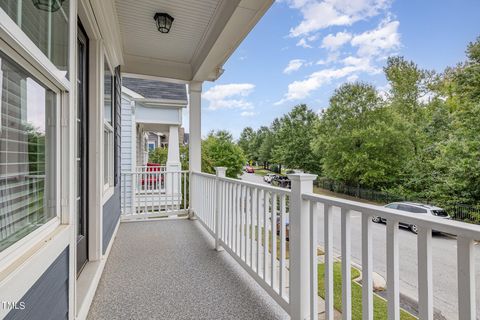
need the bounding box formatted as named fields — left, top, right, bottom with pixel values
left=192, top=0, right=274, bottom=81
left=122, top=54, right=192, bottom=81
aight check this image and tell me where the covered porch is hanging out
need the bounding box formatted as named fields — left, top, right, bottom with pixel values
left=87, top=219, right=288, bottom=320
left=89, top=0, right=480, bottom=319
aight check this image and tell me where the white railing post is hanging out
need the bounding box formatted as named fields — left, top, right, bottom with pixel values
left=288, top=173, right=317, bottom=320
left=215, top=167, right=227, bottom=251
left=457, top=236, right=476, bottom=320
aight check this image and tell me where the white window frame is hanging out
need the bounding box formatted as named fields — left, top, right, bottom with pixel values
left=0, top=39, right=62, bottom=271
left=103, top=54, right=114, bottom=195
left=103, top=122, right=114, bottom=192
left=0, top=5, right=70, bottom=91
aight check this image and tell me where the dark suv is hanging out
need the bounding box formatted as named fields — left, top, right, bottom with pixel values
left=272, top=176, right=291, bottom=189
left=372, top=202, right=450, bottom=234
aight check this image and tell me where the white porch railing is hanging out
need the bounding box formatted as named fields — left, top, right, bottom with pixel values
left=121, top=170, right=188, bottom=220
left=190, top=169, right=291, bottom=311
left=191, top=168, right=480, bottom=320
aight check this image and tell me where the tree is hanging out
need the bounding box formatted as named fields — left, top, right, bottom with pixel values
left=149, top=145, right=189, bottom=170
left=202, top=130, right=246, bottom=178
left=313, top=82, right=409, bottom=189
left=430, top=37, right=480, bottom=205
left=258, top=128, right=274, bottom=169
left=270, top=104, right=321, bottom=174
left=237, top=127, right=256, bottom=162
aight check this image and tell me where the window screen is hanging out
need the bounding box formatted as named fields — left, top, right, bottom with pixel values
left=0, top=52, right=56, bottom=252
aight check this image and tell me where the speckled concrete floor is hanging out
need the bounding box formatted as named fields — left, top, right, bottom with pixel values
left=87, top=219, right=289, bottom=320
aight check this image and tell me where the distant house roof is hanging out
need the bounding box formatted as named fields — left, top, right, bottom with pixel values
left=122, top=77, right=187, bottom=102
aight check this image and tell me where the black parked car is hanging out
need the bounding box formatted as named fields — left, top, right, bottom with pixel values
left=271, top=176, right=291, bottom=189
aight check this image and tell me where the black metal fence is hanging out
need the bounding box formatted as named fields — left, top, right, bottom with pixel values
left=315, top=178, right=480, bottom=224
left=447, top=205, right=480, bottom=224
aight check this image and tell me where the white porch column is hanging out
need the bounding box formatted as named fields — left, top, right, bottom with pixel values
left=288, top=173, right=317, bottom=320
left=166, top=125, right=181, bottom=196
left=189, top=81, right=202, bottom=172
left=166, top=125, right=181, bottom=169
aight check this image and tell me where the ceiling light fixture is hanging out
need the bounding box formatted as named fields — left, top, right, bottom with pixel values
left=32, top=0, right=65, bottom=12
left=154, top=13, right=174, bottom=34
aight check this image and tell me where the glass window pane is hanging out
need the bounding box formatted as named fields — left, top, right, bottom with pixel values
left=0, top=0, right=70, bottom=75
left=104, top=61, right=112, bottom=125
left=0, top=51, right=56, bottom=252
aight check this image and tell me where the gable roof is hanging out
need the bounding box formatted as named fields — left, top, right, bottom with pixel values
left=122, top=77, right=187, bottom=101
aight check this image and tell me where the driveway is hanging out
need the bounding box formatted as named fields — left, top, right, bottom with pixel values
left=241, top=172, right=480, bottom=319
left=241, top=172, right=270, bottom=185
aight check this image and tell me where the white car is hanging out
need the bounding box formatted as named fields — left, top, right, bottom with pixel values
left=372, top=202, right=450, bottom=233
left=263, top=173, right=277, bottom=184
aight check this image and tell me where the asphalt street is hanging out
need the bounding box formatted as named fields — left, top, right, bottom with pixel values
left=241, top=172, right=480, bottom=319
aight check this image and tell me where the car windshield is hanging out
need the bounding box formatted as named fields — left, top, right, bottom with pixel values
left=432, top=210, right=449, bottom=217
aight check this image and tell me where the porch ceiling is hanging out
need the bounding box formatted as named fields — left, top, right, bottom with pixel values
left=115, top=0, right=273, bottom=82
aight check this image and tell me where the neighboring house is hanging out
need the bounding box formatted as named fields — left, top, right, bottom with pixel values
left=120, top=76, right=187, bottom=171
left=120, top=77, right=187, bottom=214
left=0, top=2, right=477, bottom=320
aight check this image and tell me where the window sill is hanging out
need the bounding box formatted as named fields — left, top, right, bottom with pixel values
left=0, top=217, right=60, bottom=273
left=103, top=186, right=114, bottom=205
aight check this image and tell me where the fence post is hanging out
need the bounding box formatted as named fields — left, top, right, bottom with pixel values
left=215, top=167, right=227, bottom=251
left=289, top=173, right=317, bottom=320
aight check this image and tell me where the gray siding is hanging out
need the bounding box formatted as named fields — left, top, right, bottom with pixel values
left=5, top=247, right=69, bottom=320
left=103, top=185, right=121, bottom=253
left=103, top=66, right=122, bottom=253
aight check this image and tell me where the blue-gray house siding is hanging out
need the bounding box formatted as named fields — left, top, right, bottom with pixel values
left=103, top=66, right=122, bottom=254
left=5, top=247, right=69, bottom=320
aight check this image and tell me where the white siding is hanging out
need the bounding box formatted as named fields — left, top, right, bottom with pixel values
left=121, top=96, right=134, bottom=211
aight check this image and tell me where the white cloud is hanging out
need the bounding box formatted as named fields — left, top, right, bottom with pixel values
left=296, top=38, right=312, bottom=48
left=347, top=74, right=359, bottom=82
left=287, top=0, right=391, bottom=38
left=316, top=52, right=340, bottom=65
left=351, top=19, right=400, bottom=57
left=283, top=59, right=306, bottom=74
left=321, top=31, right=352, bottom=50
left=275, top=63, right=377, bottom=104
left=240, top=111, right=257, bottom=117
left=296, top=34, right=321, bottom=48
left=203, top=83, right=255, bottom=111
left=342, top=56, right=378, bottom=72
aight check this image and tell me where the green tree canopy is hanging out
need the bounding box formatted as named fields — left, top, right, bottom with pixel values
left=312, top=82, right=409, bottom=188
left=202, top=130, right=246, bottom=178
left=272, top=104, right=321, bottom=174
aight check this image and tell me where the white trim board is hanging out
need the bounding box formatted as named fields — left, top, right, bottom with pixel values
left=76, top=218, right=120, bottom=320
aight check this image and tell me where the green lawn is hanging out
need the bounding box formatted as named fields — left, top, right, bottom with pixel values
left=253, top=167, right=288, bottom=177
left=253, top=168, right=271, bottom=177
left=318, top=262, right=417, bottom=320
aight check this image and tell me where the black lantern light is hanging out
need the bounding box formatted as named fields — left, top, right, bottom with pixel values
left=32, top=0, right=65, bottom=12
left=154, top=13, right=174, bottom=34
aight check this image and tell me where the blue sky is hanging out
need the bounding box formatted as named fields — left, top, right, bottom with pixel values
left=198, top=0, right=480, bottom=138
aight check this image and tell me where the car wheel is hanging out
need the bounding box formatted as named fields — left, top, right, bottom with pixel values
left=410, top=224, right=418, bottom=234
left=372, top=216, right=381, bottom=223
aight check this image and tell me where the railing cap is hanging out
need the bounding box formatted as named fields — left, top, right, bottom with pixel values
left=287, top=173, right=317, bottom=181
